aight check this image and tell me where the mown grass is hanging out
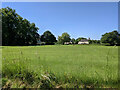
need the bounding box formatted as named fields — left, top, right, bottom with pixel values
left=2, top=45, right=118, bottom=88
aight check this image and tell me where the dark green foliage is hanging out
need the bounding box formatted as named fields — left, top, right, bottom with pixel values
left=1, top=7, right=39, bottom=46
left=101, top=30, right=120, bottom=46
left=58, top=32, right=71, bottom=44
left=71, top=38, right=75, bottom=44
left=2, top=78, right=8, bottom=87
left=89, top=40, right=100, bottom=44
left=41, top=31, right=57, bottom=45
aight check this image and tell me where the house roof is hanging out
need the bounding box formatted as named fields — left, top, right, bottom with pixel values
left=79, top=39, right=88, bottom=42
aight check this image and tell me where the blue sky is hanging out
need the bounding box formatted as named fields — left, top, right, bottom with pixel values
left=2, top=2, right=118, bottom=40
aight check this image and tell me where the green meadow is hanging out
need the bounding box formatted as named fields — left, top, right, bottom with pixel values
left=2, top=45, right=118, bottom=88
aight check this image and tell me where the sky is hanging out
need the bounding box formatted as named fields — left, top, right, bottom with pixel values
left=2, top=2, right=118, bottom=40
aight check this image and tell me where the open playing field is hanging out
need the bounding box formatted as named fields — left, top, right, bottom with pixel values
left=2, top=45, right=118, bottom=88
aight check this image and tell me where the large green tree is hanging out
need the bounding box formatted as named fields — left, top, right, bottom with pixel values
left=58, top=32, right=71, bottom=44
left=89, top=40, right=100, bottom=44
left=71, top=38, right=75, bottom=44
left=41, top=30, right=57, bottom=45
left=1, top=7, right=39, bottom=46
left=101, top=30, right=120, bottom=46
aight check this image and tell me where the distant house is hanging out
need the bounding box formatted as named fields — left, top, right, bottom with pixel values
left=37, top=39, right=45, bottom=45
left=37, top=39, right=41, bottom=45
left=78, top=39, right=89, bottom=44
left=64, top=42, right=72, bottom=45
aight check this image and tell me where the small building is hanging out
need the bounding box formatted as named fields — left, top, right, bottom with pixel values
left=78, top=39, right=89, bottom=44
left=37, top=39, right=46, bottom=45
left=37, top=39, right=41, bottom=45
left=64, top=42, right=72, bottom=45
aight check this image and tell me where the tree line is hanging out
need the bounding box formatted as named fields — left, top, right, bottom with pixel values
left=1, top=7, right=39, bottom=46
left=1, top=7, right=120, bottom=46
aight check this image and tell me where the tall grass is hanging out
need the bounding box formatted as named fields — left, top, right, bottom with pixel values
left=2, top=45, right=118, bottom=88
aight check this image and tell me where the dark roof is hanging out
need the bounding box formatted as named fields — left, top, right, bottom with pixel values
left=80, top=39, right=88, bottom=42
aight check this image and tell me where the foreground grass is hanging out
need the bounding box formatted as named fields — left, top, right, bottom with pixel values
left=2, top=45, right=118, bottom=88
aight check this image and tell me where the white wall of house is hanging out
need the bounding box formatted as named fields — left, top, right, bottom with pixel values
left=78, top=41, right=89, bottom=44
left=64, top=42, right=72, bottom=45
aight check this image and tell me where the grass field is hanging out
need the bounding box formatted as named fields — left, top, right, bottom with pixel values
left=2, top=45, right=118, bottom=88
